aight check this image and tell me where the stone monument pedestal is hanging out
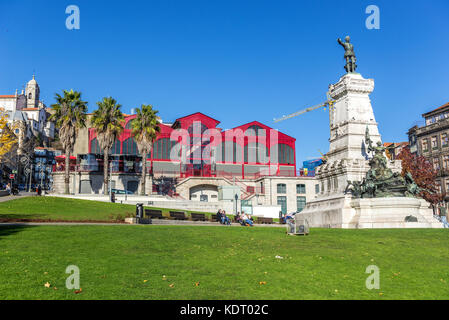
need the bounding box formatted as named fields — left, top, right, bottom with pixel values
left=298, top=196, right=442, bottom=229
left=351, top=198, right=442, bottom=228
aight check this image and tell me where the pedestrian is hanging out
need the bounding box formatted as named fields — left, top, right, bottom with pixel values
left=6, top=183, right=11, bottom=195
left=279, top=211, right=286, bottom=224
left=440, top=206, right=449, bottom=229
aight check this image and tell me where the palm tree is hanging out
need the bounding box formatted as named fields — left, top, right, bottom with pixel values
left=49, top=90, right=88, bottom=194
left=91, top=97, right=124, bottom=196
left=132, top=104, right=160, bottom=195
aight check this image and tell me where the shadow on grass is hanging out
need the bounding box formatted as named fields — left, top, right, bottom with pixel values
left=0, top=214, right=48, bottom=222
left=0, top=224, right=35, bottom=239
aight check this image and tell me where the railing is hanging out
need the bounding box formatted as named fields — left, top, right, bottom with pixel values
left=246, top=186, right=265, bottom=194
left=53, top=164, right=142, bottom=174
left=52, top=164, right=314, bottom=179
left=297, top=169, right=316, bottom=177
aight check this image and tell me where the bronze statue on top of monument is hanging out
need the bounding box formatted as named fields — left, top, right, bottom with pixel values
left=345, top=127, right=422, bottom=198
left=338, top=36, right=357, bottom=73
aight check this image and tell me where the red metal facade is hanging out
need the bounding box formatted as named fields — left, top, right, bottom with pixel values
left=87, top=112, right=297, bottom=178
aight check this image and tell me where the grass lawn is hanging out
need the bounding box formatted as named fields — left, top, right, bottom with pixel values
left=0, top=196, right=215, bottom=222
left=0, top=225, right=448, bottom=299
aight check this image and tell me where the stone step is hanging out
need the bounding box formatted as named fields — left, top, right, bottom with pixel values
left=357, top=222, right=443, bottom=229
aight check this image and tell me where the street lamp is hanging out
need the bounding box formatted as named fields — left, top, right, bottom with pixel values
left=234, top=193, right=238, bottom=215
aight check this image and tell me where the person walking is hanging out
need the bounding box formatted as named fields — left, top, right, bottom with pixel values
left=440, top=206, right=449, bottom=228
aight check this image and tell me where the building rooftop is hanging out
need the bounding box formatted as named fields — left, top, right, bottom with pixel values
left=422, top=101, right=449, bottom=117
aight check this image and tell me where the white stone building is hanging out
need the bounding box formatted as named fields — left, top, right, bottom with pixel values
left=0, top=75, right=55, bottom=142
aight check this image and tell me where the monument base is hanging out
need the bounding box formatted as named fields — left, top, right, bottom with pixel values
left=297, top=196, right=443, bottom=229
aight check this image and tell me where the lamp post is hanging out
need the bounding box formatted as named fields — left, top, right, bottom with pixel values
left=28, top=164, right=33, bottom=192
left=234, top=193, right=238, bottom=215
left=109, top=159, right=113, bottom=202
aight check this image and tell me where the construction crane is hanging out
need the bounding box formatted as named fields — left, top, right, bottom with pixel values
left=317, top=149, right=328, bottom=163
left=273, top=94, right=335, bottom=123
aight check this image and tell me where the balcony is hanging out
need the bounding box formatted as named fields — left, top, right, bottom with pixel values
left=53, top=162, right=142, bottom=174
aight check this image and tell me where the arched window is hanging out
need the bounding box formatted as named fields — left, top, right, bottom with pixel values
left=122, top=138, right=138, bottom=155
left=244, top=142, right=268, bottom=164
left=271, top=144, right=294, bottom=164
left=187, top=122, right=208, bottom=135
left=277, top=183, right=286, bottom=194
left=217, top=141, right=242, bottom=163
left=110, top=139, right=121, bottom=154
left=90, top=137, right=102, bottom=154
left=125, top=119, right=135, bottom=130
left=245, top=125, right=266, bottom=136
left=153, top=138, right=176, bottom=160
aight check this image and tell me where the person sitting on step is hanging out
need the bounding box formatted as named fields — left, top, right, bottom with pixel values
left=221, top=210, right=231, bottom=225
left=241, top=213, right=254, bottom=227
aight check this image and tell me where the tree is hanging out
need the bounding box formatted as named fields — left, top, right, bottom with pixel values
left=131, top=104, right=160, bottom=195
left=397, top=147, right=443, bottom=205
left=0, top=108, right=17, bottom=160
left=49, top=90, right=88, bottom=194
left=91, top=97, right=124, bottom=195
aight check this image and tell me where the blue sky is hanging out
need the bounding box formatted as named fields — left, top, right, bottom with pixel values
left=0, top=0, right=448, bottom=165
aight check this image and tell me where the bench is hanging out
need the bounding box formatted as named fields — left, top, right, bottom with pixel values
left=169, top=211, right=187, bottom=220
left=144, top=209, right=166, bottom=219
left=191, top=213, right=207, bottom=221
left=211, top=214, right=218, bottom=222
left=257, top=217, right=274, bottom=224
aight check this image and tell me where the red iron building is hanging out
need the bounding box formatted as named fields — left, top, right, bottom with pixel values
left=87, top=112, right=297, bottom=179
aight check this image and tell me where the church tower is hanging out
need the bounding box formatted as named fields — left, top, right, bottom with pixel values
left=25, top=75, right=40, bottom=108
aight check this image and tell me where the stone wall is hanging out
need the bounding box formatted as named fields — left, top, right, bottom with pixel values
left=52, top=172, right=151, bottom=195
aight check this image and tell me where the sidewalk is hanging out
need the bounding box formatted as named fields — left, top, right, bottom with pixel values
left=0, top=220, right=285, bottom=228
left=0, top=192, right=35, bottom=203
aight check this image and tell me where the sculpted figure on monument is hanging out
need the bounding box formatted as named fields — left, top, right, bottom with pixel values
left=345, top=127, right=422, bottom=198
left=338, top=36, right=357, bottom=73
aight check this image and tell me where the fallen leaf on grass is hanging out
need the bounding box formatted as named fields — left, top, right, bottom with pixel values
left=259, top=281, right=267, bottom=285
left=195, top=282, right=200, bottom=287
left=169, top=283, right=175, bottom=288
left=74, top=288, right=82, bottom=294
left=44, top=282, right=50, bottom=288
left=143, top=280, right=148, bottom=283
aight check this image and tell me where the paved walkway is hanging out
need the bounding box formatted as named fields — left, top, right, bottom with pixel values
left=0, top=192, right=35, bottom=203
left=0, top=220, right=285, bottom=228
